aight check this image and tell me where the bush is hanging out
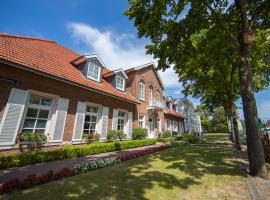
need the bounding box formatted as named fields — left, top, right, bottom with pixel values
left=0, top=139, right=157, bottom=170
left=172, top=131, right=178, bottom=137
left=157, top=138, right=175, bottom=143
left=107, top=130, right=126, bottom=141
left=182, top=133, right=199, bottom=144
left=163, top=130, right=172, bottom=138
left=176, top=135, right=183, bottom=141
left=132, top=128, right=147, bottom=140
left=74, top=157, right=121, bottom=173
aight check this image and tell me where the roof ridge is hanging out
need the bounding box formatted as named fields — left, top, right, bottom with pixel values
left=0, top=33, right=55, bottom=43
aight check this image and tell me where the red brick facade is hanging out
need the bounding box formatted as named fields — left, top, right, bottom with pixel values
left=0, top=63, right=137, bottom=143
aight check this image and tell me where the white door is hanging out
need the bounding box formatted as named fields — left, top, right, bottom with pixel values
left=148, top=116, right=155, bottom=138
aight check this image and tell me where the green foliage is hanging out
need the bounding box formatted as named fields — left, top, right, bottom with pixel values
left=132, top=128, right=147, bottom=140
left=16, top=133, right=47, bottom=143
left=74, top=157, right=121, bottom=173
left=82, top=133, right=100, bottom=140
left=107, top=130, right=126, bottom=141
left=182, top=134, right=200, bottom=144
left=157, top=138, right=175, bottom=143
left=0, top=139, right=156, bottom=170
left=163, top=130, right=172, bottom=138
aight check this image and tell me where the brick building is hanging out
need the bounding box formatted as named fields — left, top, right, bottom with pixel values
left=0, top=33, right=185, bottom=150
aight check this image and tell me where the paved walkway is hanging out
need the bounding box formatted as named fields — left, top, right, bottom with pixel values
left=235, top=150, right=270, bottom=200
left=0, top=143, right=170, bottom=184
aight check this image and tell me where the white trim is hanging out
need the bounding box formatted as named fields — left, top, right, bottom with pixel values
left=87, top=61, right=101, bottom=82
left=116, top=75, right=125, bottom=91
left=113, top=68, right=128, bottom=79
left=84, top=54, right=106, bottom=68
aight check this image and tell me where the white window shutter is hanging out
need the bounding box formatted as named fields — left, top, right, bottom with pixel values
left=51, top=98, right=69, bottom=142
left=112, top=109, right=118, bottom=130
left=127, top=112, right=133, bottom=138
left=72, top=101, right=86, bottom=141
left=99, top=107, right=109, bottom=139
left=0, top=88, right=29, bottom=146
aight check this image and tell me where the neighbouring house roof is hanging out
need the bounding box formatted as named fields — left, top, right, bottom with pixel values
left=103, top=68, right=128, bottom=79
left=125, top=62, right=165, bottom=90
left=0, top=33, right=139, bottom=104
left=164, top=108, right=185, bottom=119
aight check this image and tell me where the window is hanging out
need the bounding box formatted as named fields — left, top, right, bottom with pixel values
left=138, top=115, right=145, bottom=128
left=22, top=94, right=53, bottom=134
left=116, top=76, right=125, bottom=91
left=117, top=111, right=126, bottom=131
left=156, top=90, right=160, bottom=102
left=139, top=80, right=145, bottom=100
left=166, top=101, right=170, bottom=109
left=87, top=62, right=101, bottom=81
left=84, top=105, right=99, bottom=134
left=174, top=121, right=178, bottom=131
left=166, top=120, right=170, bottom=130
left=172, top=104, right=176, bottom=111
left=149, top=85, right=153, bottom=101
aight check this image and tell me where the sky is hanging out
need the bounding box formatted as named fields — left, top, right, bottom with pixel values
left=1, top=0, right=269, bottom=119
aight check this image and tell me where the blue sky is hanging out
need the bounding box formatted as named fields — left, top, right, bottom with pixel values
left=1, top=0, right=269, bottom=119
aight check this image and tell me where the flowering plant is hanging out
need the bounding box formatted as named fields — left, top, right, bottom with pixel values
left=82, top=131, right=100, bottom=141
left=16, top=132, right=47, bottom=143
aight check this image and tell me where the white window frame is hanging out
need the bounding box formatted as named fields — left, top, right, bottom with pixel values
left=138, top=114, right=145, bottom=128
left=139, top=81, right=145, bottom=100
left=19, top=90, right=58, bottom=136
left=117, top=110, right=126, bottom=131
left=116, top=75, right=125, bottom=91
left=87, top=62, right=101, bottom=82
left=149, top=85, right=153, bottom=101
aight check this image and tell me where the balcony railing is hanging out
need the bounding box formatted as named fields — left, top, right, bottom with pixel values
left=148, top=98, right=164, bottom=110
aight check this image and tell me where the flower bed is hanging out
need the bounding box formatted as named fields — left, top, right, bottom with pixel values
left=156, top=138, right=175, bottom=143
left=0, top=144, right=170, bottom=195
left=0, top=168, right=75, bottom=194
left=0, top=139, right=157, bottom=170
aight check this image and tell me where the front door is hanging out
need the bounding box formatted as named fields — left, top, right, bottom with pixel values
left=148, top=116, right=155, bottom=138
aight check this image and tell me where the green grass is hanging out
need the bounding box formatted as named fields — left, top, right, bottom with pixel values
left=2, top=139, right=249, bottom=200
left=204, top=133, right=231, bottom=144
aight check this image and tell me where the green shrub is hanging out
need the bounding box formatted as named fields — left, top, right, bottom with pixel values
left=172, top=131, right=178, bottom=137
left=132, top=128, right=147, bottom=140
left=163, top=130, right=172, bottom=138
left=107, top=130, right=126, bottom=141
left=176, top=135, right=183, bottom=141
left=0, top=139, right=156, bottom=170
left=182, top=133, right=199, bottom=144
left=157, top=138, right=175, bottom=143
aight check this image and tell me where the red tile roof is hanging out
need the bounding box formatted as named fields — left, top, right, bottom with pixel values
left=0, top=33, right=138, bottom=104
left=164, top=108, right=185, bottom=119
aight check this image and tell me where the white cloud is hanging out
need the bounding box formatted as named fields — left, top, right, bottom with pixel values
left=67, top=22, right=179, bottom=88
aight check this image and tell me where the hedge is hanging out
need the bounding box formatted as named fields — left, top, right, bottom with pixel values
left=156, top=138, right=175, bottom=143
left=0, top=139, right=156, bottom=170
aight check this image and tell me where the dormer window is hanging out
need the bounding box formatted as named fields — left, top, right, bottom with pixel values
left=87, top=61, right=101, bottom=82
left=116, top=75, right=125, bottom=91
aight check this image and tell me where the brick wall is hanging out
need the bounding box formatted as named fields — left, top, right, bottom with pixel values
left=0, top=63, right=137, bottom=142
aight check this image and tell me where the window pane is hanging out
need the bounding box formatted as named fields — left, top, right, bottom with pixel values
left=36, top=119, right=47, bottom=128
left=26, top=108, right=38, bottom=118
left=23, top=118, right=36, bottom=128
left=29, top=95, right=40, bottom=105
left=90, top=107, right=98, bottom=113
left=90, top=123, right=96, bottom=130
left=118, top=111, right=125, bottom=118
left=22, top=129, right=33, bottom=133
left=38, top=109, right=49, bottom=118
left=84, top=121, right=90, bottom=129
left=85, top=115, right=90, bottom=121
left=91, top=116, right=97, bottom=122
left=41, top=97, right=52, bottom=107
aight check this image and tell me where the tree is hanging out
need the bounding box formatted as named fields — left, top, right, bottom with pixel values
left=126, top=0, right=270, bottom=177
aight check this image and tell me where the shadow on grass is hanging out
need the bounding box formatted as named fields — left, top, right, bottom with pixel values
left=3, top=145, right=244, bottom=200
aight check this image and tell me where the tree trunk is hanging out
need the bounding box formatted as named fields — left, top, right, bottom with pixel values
left=236, top=0, right=267, bottom=178
left=232, top=107, right=241, bottom=150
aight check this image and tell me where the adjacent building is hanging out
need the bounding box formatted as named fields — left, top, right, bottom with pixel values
left=177, top=98, right=202, bottom=134
left=0, top=33, right=187, bottom=150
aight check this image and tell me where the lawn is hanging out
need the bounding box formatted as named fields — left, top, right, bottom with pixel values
left=2, top=133, right=250, bottom=200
